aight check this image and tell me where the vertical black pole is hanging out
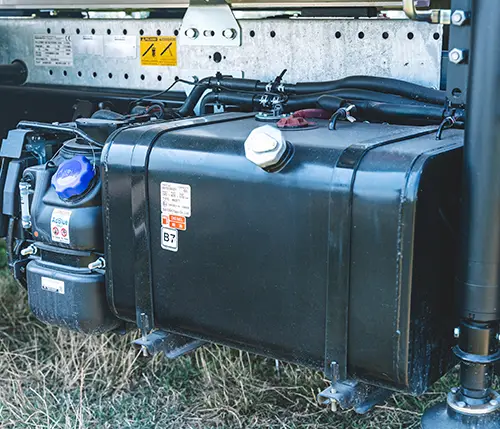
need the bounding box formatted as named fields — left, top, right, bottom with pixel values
left=455, top=0, right=500, bottom=405
left=423, top=1, right=500, bottom=426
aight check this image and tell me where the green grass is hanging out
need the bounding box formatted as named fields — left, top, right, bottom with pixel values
left=0, top=266, right=458, bottom=429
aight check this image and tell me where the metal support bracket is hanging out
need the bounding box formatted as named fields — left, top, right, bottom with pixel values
left=180, top=0, right=241, bottom=47
left=133, top=330, right=206, bottom=359
left=317, top=379, right=391, bottom=415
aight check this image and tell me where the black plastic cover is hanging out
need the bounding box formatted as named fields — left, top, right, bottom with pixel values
left=27, top=259, right=119, bottom=333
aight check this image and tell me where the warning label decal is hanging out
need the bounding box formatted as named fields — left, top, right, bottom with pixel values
left=51, top=208, right=72, bottom=244
left=161, top=182, right=191, bottom=217
left=140, top=36, right=177, bottom=66
left=34, top=34, right=73, bottom=67
left=162, top=214, right=187, bottom=231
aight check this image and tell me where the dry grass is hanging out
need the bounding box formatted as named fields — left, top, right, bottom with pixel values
left=0, top=269, right=457, bottom=429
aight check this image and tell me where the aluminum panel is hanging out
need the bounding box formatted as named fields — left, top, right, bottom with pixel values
left=0, top=18, right=442, bottom=91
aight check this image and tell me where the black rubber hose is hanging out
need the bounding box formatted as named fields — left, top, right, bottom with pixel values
left=17, top=121, right=104, bottom=147
left=259, top=76, right=446, bottom=105
left=179, top=75, right=445, bottom=117
left=318, top=95, right=454, bottom=125
left=317, top=88, right=431, bottom=105
left=200, top=91, right=346, bottom=115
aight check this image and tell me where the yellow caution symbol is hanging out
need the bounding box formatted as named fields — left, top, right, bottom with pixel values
left=140, top=36, right=177, bottom=66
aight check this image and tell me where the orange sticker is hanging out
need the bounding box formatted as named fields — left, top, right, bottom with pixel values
left=161, top=215, right=169, bottom=226
left=169, top=221, right=186, bottom=231
left=169, top=214, right=186, bottom=223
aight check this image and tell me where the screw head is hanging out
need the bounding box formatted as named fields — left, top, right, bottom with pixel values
left=451, top=10, right=468, bottom=26
left=451, top=387, right=459, bottom=394
left=185, top=28, right=198, bottom=39
left=454, top=327, right=461, bottom=338
left=490, top=399, right=499, bottom=407
left=449, top=48, right=466, bottom=65
left=457, top=401, right=467, bottom=408
left=222, top=28, right=237, bottom=40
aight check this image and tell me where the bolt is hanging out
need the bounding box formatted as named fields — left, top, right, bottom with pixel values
left=449, top=48, right=467, bottom=65
left=496, top=333, right=500, bottom=343
left=457, top=401, right=467, bottom=408
left=222, top=28, right=237, bottom=40
left=454, top=327, right=461, bottom=338
left=88, top=257, right=106, bottom=270
left=451, top=387, right=459, bottom=394
left=185, top=28, right=198, bottom=39
left=20, top=244, right=37, bottom=256
left=490, top=399, right=499, bottom=407
left=451, top=10, right=468, bottom=26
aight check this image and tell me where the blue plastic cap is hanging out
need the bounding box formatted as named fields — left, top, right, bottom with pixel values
left=51, top=155, right=95, bottom=199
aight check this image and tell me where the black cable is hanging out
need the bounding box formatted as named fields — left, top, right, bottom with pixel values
left=436, top=116, right=457, bottom=140
left=17, top=121, right=104, bottom=148
left=132, top=78, right=181, bottom=106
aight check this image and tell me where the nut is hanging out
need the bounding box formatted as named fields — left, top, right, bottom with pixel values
left=222, top=28, right=237, bottom=40
left=449, top=48, right=466, bottom=65
left=451, top=10, right=468, bottom=26
left=185, top=28, right=198, bottom=39
left=490, top=399, right=499, bottom=407
left=451, top=387, right=459, bottom=394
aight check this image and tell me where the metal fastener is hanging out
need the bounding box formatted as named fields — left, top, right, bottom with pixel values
left=449, top=48, right=466, bottom=65
left=20, top=244, right=37, bottom=256
left=451, top=387, right=459, bottom=394
left=496, top=333, right=500, bottom=343
left=454, top=327, right=461, bottom=338
left=185, top=28, right=199, bottom=39
left=88, top=257, right=106, bottom=270
left=490, top=399, right=499, bottom=407
left=451, top=10, right=468, bottom=26
left=456, top=401, right=467, bottom=408
left=222, top=28, right=237, bottom=40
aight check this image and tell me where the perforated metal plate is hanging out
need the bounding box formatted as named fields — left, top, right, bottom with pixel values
left=0, top=18, right=443, bottom=91
left=0, top=0, right=404, bottom=10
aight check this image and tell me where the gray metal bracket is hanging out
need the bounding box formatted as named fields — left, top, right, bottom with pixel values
left=317, top=379, right=391, bottom=415
left=180, top=0, right=241, bottom=47
left=133, top=330, right=206, bottom=359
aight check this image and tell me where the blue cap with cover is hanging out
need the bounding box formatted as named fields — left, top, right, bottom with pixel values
left=51, top=155, right=95, bottom=199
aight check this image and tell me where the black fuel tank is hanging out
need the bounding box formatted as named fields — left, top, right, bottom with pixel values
left=102, top=113, right=462, bottom=394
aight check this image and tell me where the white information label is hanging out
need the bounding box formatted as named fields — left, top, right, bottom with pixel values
left=104, top=35, right=137, bottom=58
left=161, top=182, right=191, bottom=217
left=34, top=34, right=73, bottom=67
left=42, top=277, right=65, bottom=294
left=161, top=227, right=178, bottom=252
left=51, top=208, right=72, bottom=244
left=73, top=35, right=104, bottom=56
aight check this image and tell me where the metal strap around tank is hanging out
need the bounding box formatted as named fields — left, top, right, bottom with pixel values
left=324, top=126, right=438, bottom=381
left=128, top=112, right=255, bottom=334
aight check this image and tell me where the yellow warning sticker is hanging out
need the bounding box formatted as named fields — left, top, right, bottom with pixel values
left=140, top=36, right=177, bottom=66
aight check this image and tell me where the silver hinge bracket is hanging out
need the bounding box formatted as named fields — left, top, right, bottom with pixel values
left=180, top=0, right=241, bottom=47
